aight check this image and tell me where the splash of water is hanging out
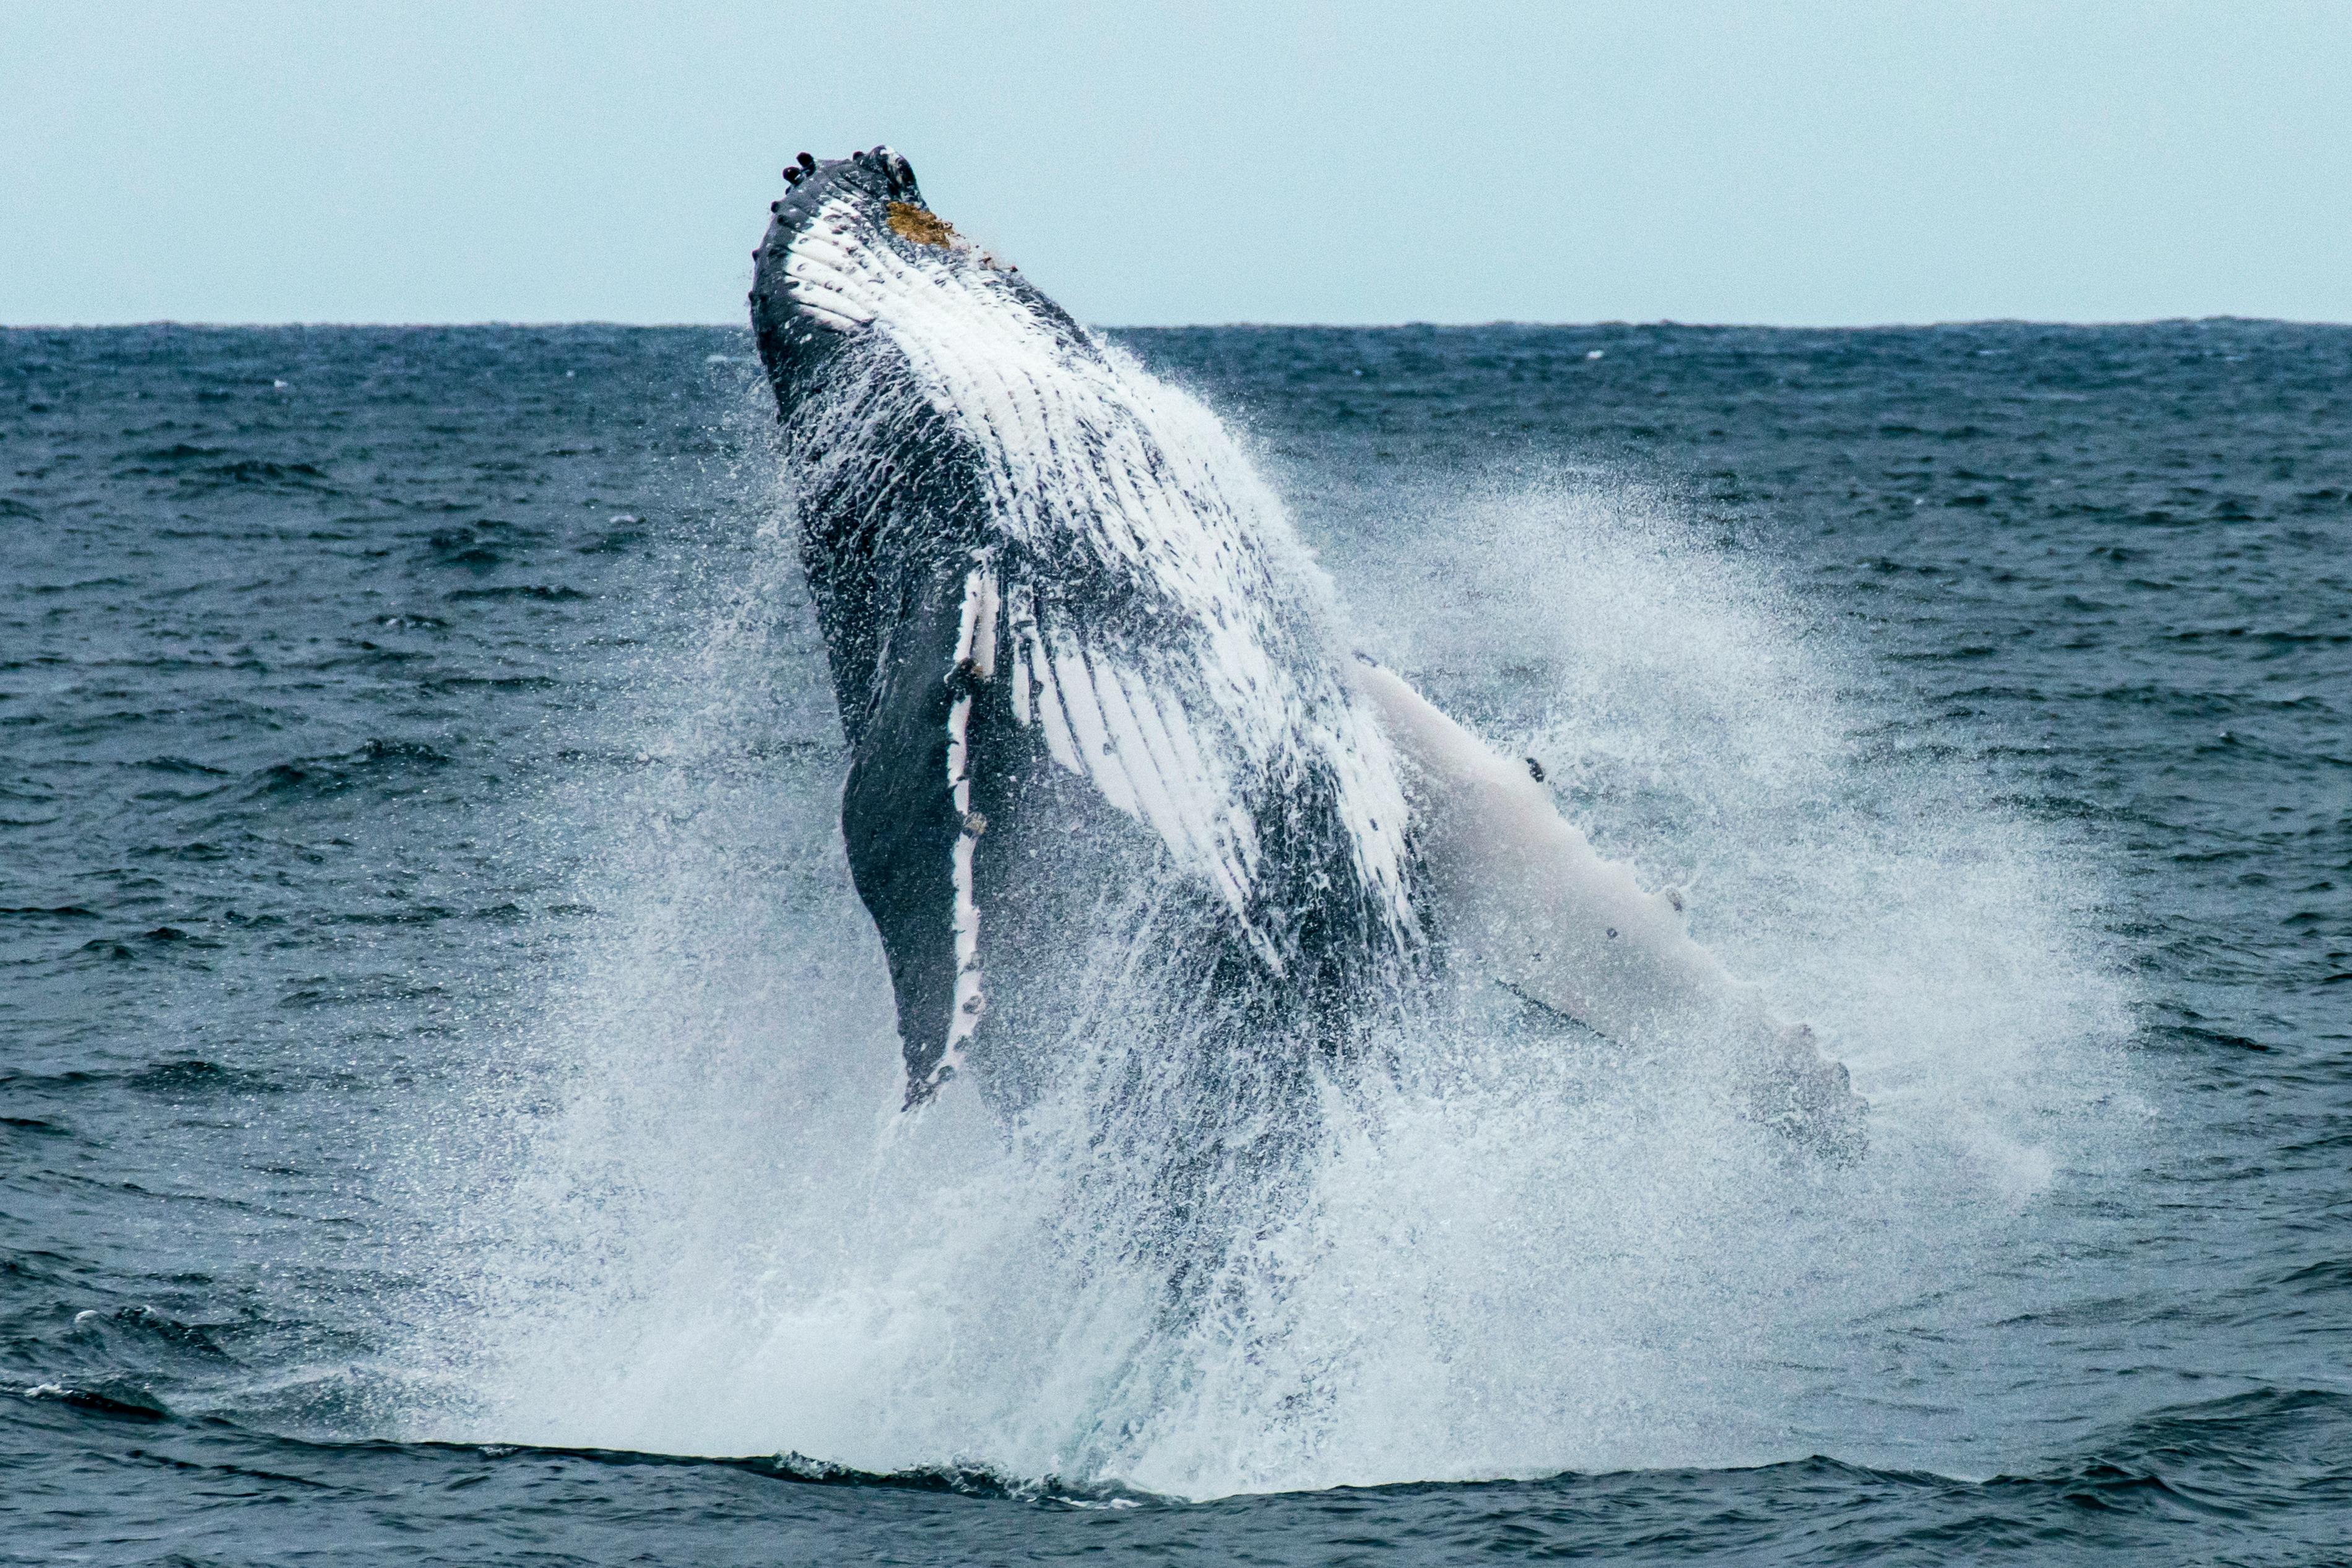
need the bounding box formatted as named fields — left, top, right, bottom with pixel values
left=399, top=377, right=2135, bottom=1502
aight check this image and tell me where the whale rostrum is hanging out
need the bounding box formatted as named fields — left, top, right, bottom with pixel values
left=748, top=147, right=1861, bottom=1154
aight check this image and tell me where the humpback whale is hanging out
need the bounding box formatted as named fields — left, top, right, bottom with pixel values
left=749, top=147, right=1859, bottom=1152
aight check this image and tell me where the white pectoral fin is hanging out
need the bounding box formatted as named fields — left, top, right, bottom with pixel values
left=1358, top=658, right=1864, bottom=1154
left=1348, top=660, right=1768, bottom=1046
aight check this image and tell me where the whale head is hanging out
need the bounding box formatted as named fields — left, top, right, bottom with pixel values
left=749, top=146, right=1086, bottom=415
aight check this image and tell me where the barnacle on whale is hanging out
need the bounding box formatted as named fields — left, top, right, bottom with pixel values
left=886, top=201, right=958, bottom=249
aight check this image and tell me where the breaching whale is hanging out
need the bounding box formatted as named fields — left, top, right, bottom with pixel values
left=749, top=147, right=1859, bottom=1151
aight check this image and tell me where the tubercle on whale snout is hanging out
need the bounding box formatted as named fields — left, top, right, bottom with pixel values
left=765, top=145, right=923, bottom=240
left=783, top=145, right=917, bottom=196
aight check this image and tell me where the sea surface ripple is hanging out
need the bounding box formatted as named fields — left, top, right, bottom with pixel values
left=2, top=322, right=2348, bottom=1563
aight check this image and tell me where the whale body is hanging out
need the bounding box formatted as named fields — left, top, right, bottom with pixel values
left=749, top=147, right=1858, bottom=1150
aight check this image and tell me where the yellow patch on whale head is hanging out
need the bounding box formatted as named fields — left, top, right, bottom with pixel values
left=886, top=202, right=958, bottom=249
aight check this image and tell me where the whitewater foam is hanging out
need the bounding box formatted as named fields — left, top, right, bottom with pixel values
left=401, top=372, right=2136, bottom=1501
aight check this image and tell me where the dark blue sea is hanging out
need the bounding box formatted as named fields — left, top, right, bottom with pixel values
left=3, top=321, right=2348, bottom=1564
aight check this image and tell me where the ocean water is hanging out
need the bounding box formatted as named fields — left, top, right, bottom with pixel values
left=2, top=319, right=2347, bottom=1564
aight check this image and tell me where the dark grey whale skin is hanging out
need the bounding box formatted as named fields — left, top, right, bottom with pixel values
left=746, top=150, right=1405, bottom=1122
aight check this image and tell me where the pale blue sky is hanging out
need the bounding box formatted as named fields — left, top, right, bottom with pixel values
left=4, top=1, right=2348, bottom=326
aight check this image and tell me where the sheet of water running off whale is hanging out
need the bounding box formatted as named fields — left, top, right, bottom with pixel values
left=745, top=145, right=1862, bottom=1154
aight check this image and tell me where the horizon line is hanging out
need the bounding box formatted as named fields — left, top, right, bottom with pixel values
left=4, top=313, right=2348, bottom=334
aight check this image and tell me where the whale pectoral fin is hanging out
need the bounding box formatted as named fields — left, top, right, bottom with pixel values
left=1349, top=659, right=1864, bottom=1152
left=841, top=561, right=980, bottom=1106
left=1347, top=659, right=1732, bottom=1034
